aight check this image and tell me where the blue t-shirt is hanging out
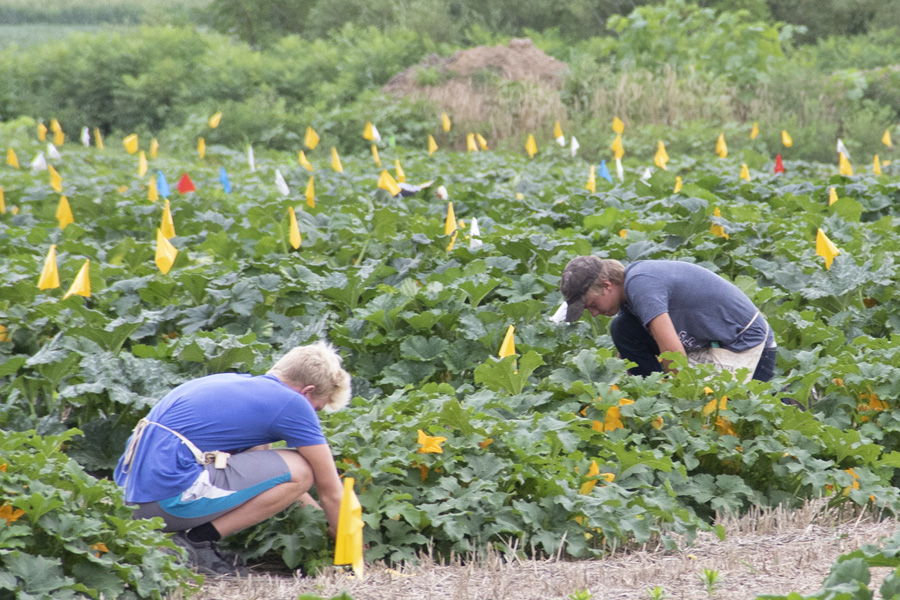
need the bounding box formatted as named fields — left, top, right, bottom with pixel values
left=114, top=373, right=327, bottom=503
left=622, top=260, right=774, bottom=352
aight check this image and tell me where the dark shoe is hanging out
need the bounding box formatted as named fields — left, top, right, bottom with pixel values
left=172, top=532, right=249, bottom=577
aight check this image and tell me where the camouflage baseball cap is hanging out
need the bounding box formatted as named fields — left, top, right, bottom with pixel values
left=560, top=255, right=604, bottom=322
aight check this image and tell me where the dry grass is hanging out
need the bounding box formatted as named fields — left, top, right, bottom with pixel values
left=186, top=500, right=897, bottom=600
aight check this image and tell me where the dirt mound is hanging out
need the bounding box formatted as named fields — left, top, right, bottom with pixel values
left=383, top=39, right=568, bottom=145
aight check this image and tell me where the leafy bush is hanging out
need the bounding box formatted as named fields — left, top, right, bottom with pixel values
left=0, top=429, right=195, bottom=599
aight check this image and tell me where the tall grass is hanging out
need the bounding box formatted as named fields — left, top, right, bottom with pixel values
left=0, top=0, right=209, bottom=25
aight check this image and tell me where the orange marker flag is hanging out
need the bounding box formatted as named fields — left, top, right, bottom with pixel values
left=298, top=150, right=314, bottom=172
left=816, top=229, right=839, bottom=270
left=38, top=244, right=60, bottom=290
left=331, top=147, right=343, bottom=173
left=48, top=165, right=63, bottom=193
left=525, top=134, right=537, bottom=158
left=371, top=144, right=381, bottom=167
left=304, top=126, right=320, bottom=150
left=585, top=165, right=596, bottom=194
left=394, top=159, right=406, bottom=183
left=781, top=130, right=792, bottom=148
left=160, top=199, right=176, bottom=239
left=150, top=138, right=159, bottom=159
left=441, top=113, right=451, bottom=132
left=828, top=187, right=838, bottom=206
left=750, top=122, right=759, bottom=140
left=377, top=170, right=400, bottom=196
left=209, top=112, right=222, bottom=128
left=37, top=123, right=48, bottom=141
left=498, top=324, right=516, bottom=358
left=148, top=178, right=159, bottom=202
left=6, top=148, right=19, bottom=169
left=428, top=135, right=438, bottom=155
left=63, top=260, right=91, bottom=299
left=197, top=137, right=206, bottom=159
left=873, top=155, right=882, bottom=176
left=138, top=151, right=148, bottom=178
left=333, top=477, right=364, bottom=577
left=477, top=133, right=488, bottom=150
left=467, top=133, right=478, bottom=152
left=612, top=116, right=625, bottom=135
left=305, top=176, right=315, bottom=209
left=155, top=228, right=178, bottom=274
left=56, top=195, right=74, bottom=230
left=716, top=133, right=727, bottom=159
left=123, top=134, right=139, bottom=154
left=288, top=207, right=302, bottom=250
left=93, top=128, right=104, bottom=150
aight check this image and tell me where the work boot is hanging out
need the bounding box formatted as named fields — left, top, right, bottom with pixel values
left=171, top=532, right=249, bottom=577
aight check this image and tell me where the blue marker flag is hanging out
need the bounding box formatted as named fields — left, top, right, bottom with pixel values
left=219, top=167, right=232, bottom=193
left=157, top=171, right=171, bottom=197
left=598, top=160, right=613, bottom=183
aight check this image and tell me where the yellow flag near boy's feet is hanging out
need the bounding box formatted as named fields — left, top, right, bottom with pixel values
left=38, top=244, right=60, bottom=290
left=63, top=260, right=91, bottom=299
left=333, top=477, right=364, bottom=577
left=816, top=229, right=839, bottom=270
left=155, top=228, right=178, bottom=274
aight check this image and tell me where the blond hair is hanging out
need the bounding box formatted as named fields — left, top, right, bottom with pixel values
left=268, top=342, right=352, bottom=412
left=588, top=258, right=626, bottom=292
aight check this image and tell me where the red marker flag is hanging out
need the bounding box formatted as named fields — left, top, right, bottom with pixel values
left=177, top=173, right=196, bottom=194
left=774, top=154, right=785, bottom=174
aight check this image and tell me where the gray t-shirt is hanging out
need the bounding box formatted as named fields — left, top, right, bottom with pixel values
left=622, top=261, right=774, bottom=352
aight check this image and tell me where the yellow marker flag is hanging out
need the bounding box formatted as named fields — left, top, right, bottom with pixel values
left=883, top=129, right=893, bottom=148
left=48, top=165, right=63, bottom=193
left=428, top=135, right=438, bottom=155
left=0, top=187, right=5, bottom=214
left=150, top=138, right=159, bottom=159
left=828, top=186, right=838, bottom=206
left=209, top=112, right=222, bottom=128
left=612, top=116, right=625, bottom=135
left=394, top=160, right=406, bottom=183
left=441, top=113, right=451, bottom=132
left=53, top=129, right=65, bottom=147
left=50, top=119, right=61, bottom=134
left=750, top=122, right=759, bottom=140
left=38, top=244, right=60, bottom=290
left=553, top=120, right=563, bottom=141
left=585, top=165, right=596, bottom=193
left=477, top=133, right=488, bottom=150
left=654, top=140, right=669, bottom=170
left=155, top=228, right=178, bottom=274
left=6, top=148, right=19, bottom=169
left=123, top=134, right=139, bottom=154
left=782, top=130, right=792, bottom=148
left=525, top=134, right=537, bottom=158
left=160, top=199, right=176, bottom=239
left=148, top=178, right=159, bottom=202
left=331, top=147, right=343, bottom=173
left=138, top=151, right=148, bottom=178
left=306, top=176, right=315, bottom=209
left=333, top=477, right=364, bottom=577
left=710, top=207, right=729, bottom=239
left=63, top=260, right=91, bottom=299
left=816, top=229, right=839, bottom=270
left=839, top=152, right=854, bottom=176
left=362, top=121, right=376, bottom=141
left=611, top=134, right=624, bottom=160
left=304, top=126, right=320, bottom=150
left=37, top=123, right=47, bottom=141
left=197, top=137, right=206, bottom=159
left=377, top=170, right=401, bottom=196
left=288, top=207, right=302, bottom=250
left=467, top=133, right=478, bottom=152
left=716, top=133, right=727, bottom=159
left=445, top=202, right=457, bottom=236
left=298, top=150, right=314, bottom=172
left=873, top=155, right=882, bottom=175
left=498, top=324, right=516, bottom=358
left=739, top=163, right=750, bottom=181
left=56, top=195, right=74, bottom=230
left=93, top=128, right=104, bottom=150
left=371, top=144, right=381, bottom=166
left=674, top=176, right=683, bottom=194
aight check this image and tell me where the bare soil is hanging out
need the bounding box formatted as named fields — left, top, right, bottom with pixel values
left=188, top=501, right=897, bottom=600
